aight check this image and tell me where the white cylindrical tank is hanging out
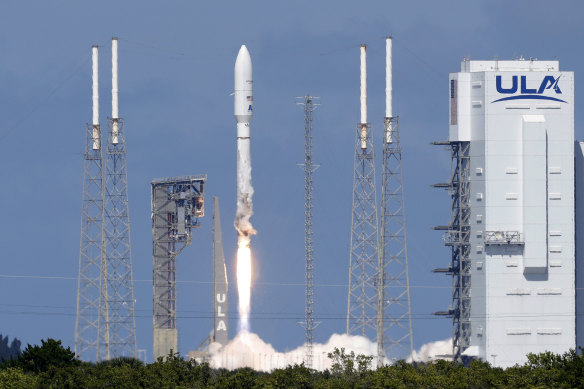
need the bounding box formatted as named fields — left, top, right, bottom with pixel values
left=385, top=37, right=393, bottom=144
left=360, top=44, right=367, bottom=149
left=92, top=45, right=99, bottom=126
left=92, top=45, right=100, bottom=150
left=385, top=37, right=392, bottom=119
left=112, top=37, right=119, bottom=144
left=112, top=37, right=118, bottom=119
left=360, top=44, right=367, bottom=125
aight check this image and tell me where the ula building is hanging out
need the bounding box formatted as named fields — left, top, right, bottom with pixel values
left=437, top=58, right=579, bottom=367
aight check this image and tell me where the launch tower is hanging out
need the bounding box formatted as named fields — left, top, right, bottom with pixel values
left=151, top=175, right=205, bottom=359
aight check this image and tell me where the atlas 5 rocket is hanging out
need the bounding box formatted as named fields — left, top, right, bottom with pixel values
left=234, top=45, right=255, bottom=239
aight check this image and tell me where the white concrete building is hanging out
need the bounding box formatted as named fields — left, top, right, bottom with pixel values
left=446, top=59, right=576, bottom=367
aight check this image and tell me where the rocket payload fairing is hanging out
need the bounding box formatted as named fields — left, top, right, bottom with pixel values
left=234, top=45, right=255, bottom=239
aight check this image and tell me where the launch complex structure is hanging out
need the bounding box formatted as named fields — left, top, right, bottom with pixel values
left=75, top=38, right=415, bottom=365
left=433, top=58, right=578, bottom=367
left=151, top=175, right=207, bottom=359
left=75, top=38, right=137, bottom=361
left=347, top=38, right=414, bottom=364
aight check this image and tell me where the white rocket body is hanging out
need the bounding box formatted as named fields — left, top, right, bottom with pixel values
left=234, top=45, right=255, bottom=238
left=235, top=45, right=253, bottom=133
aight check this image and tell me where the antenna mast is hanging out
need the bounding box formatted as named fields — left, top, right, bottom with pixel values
left=297, top=94, right=319, bottom=368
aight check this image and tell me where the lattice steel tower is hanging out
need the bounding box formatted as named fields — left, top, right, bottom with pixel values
left=297, top=94, right=319, bottom=368
left=432, top=141, right=471, bottom=362
left=75, top=45, right=110, bottom=361
left=103, top=37, right=137, bottom=358
left=347, top=45, right=380, bottom=341
left=378, top=37, right=413, bottom=363
left=152, top=176, right=205, bottom=360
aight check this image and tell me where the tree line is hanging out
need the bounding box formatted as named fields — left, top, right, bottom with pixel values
left=1, top=338, right=584, bottom=388
left=0, top=333, right=20, bottom=361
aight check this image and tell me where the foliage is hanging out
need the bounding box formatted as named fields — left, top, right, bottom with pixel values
left=1, top=339, right=584, bottom=387
left=0, top=367, right=38, bottom=389
left=0, top=334, right=21, bottom=361
left=11, top=338, right=79, bottom=374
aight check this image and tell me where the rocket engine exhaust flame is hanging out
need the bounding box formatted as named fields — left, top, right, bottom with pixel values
left=236, top=243, right=252, bottom=331
left=234, top=44, right=255, bottom=332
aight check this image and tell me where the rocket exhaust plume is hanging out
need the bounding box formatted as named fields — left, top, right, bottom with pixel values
left=234, top=45, right=255, bottom=332
left=360, top=44, right=367, bottom=149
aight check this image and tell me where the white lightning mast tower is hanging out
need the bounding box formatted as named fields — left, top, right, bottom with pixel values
left=75, top=45, right=110, bottom=361
left=297, top=94, right=319, bottom=368
left=378, top=37, right=413, bottom=363
left=347, top=45, right=381, bottom=341
left=104, top=37, right=137, bottom=358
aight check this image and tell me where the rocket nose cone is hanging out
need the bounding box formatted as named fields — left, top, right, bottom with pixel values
left=235, top=45, right=252, bottom=81
left=236, top=45, right=250, bottom=63
left=238, top=44, right=249, bottom=56
left=235, top=44, right=253, bottom=121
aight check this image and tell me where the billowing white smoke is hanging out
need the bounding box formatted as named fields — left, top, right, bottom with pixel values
left=235, top=140, right=256, bottom=332
left=235, top=144, right=255, bottom=239
left=407, top=338, right=453, bottom=363
left=206, top=332, right=381, bottom=372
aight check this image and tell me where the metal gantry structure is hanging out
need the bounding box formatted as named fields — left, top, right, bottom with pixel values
left=76, top=39, right=137, bottom=361
left=297, top=95, right=319, bottom=368
left=151, top=175, right=205, bottom=360
left=104, top=114, right=137, bottom=358
left=347, top=39, right=413, bottom=365
left=377, top=37, right=413, bottom=363
left=346, top=122, right=380, bottom=340
left=347, top=44, right=381, bottom=346
left=103, top=37, right=137, bottom=359
left=75, top=121, right=109, bottom=361
left=378, top=115, right=413, bottom=363
left=432, top=141, right=471, bottom=362
left=76, top=45, right=109, bottom=361
left=448, top=141, right=472, bottom=361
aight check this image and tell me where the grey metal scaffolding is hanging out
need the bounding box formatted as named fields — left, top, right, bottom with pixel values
left=75, top=123, right=109, bottom=361
left=347, top=123, right=380, bottom=340
left=297, top=95, right=319, bottom=368
left=104, top=117, right=137, bottom=358
left=378, top=116, right=413, bottom=363
left=433, top=141, right=471, bottom=362
left=151, top=175, right=206, bottom=360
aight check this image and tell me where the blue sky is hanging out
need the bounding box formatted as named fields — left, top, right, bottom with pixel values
left=0, top=1, right=582, bottom=362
